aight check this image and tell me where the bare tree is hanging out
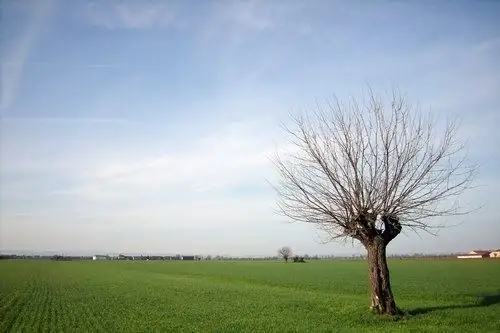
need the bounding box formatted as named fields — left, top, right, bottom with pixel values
left=272, top=89, right=476, bottom=315
left=278, top=246, right=293, bottom=263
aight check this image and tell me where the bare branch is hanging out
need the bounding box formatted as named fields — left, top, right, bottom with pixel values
left=277, top=246, right=293, bottom=262
left=271, top=89, right=477, bottom=245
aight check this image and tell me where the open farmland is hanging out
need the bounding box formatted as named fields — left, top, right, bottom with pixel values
left=1, top=259, right=499, bottom=332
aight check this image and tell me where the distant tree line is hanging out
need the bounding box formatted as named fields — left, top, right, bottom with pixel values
left=292, top=256, right=307, bottom=263
left=0, top=254, right=94, bottom=260
left=0, top=253, right=462, bottom=261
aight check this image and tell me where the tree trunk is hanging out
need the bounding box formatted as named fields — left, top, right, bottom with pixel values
left=366, top=237, right=398, bottom=315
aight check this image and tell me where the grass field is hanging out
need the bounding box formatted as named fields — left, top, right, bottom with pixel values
left=1, top=259, right=499, bottom=332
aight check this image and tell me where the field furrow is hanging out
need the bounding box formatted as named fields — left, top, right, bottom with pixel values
left=0, top=293, right=21, bottom=320
left=18, top=277, right=44, bottom=332
left=62, top=285, right=82, bottom=332
left=52, top=286, right=66, bottom=333
left=46, top=282, right=59, bottom=333
left=0, top=293, right=24, bottom=333
left=70, top=290, right=105, bottom=332
left=0, top=259, right=499, bottom=332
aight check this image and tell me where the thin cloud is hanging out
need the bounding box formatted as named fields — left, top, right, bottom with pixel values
left=0, top=117, right=129, bottom=124
left=84, top=64, right=119, bottom=68
left=0, top=0, right=55, bottom=113
left=56, top=121, right=281, bottom=202
left=83, top=1, right=176, bottom=29
left=199, top=0, right=303, bottom=45
left=216, top=0, right=275, bottom=32
left=1, top=1, right=499, bottom=256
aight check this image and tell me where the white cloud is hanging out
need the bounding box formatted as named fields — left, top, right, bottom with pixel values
left=53, top=120, right=284, bottom=202
left=196, top=0, right=306, bottom=50
left=2, top=1, right=499, bottom=255
left=0, top=0, right=55, bottom=113
left=0, top=117, right=128, bottom=124
left=215, top=0, right=276, bottom=32
left=83, top=1, right=175, bottom=29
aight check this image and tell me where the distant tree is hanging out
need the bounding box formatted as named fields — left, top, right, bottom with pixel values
left=278, top=246, right=293, bottom=263
left=271, top=89, right=476, bottom=315
left=292, top=256, right=306, bottom=263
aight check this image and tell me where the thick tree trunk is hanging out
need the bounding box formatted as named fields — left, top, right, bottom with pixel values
left=366, top=237, right=398, bottom=315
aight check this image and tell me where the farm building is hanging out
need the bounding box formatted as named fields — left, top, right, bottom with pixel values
left=489, top=250, right=500, bottom=258
left=457, top=250, right=491, bottom=259
left=92, top=255, right=110, bottom=260
left=117, top=254, right=134, bottom=260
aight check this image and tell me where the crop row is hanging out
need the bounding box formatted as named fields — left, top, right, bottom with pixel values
left=1, top=259, right=500, bottom=332
left=0, top=271, right=107, bottom=332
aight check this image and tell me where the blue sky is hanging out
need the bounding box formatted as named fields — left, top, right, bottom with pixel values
left=1, top=0, right=499, bottom=256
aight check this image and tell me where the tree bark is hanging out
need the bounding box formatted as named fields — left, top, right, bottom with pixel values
left=366, top=236, right=398, bottom=315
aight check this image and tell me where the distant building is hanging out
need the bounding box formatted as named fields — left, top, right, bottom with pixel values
left=117, top=254, right=134, bottom=260
left=92, top=255, right=109, bottom=260
left=489, top=250, right=500, bottom=258
left=457, top=250, right=491, bottom=259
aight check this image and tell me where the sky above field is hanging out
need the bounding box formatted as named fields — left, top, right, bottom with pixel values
left=1, top=0, right=500, bottom=256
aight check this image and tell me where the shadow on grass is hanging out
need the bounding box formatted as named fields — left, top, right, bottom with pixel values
left=407, top=292, right=500, bottom=316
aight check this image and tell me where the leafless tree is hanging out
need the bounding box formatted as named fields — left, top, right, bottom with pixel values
left=271, top=89, right=476, bottom=315
left=278, top=246, right=293, bottom=263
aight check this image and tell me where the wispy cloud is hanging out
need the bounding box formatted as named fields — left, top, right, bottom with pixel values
left=1, top=1, right=499, bottom=255
left=0, top=117, right=128, bottom=124
left=83, top=1, right=176, bottom=29
left=84, top=64, right=118, bottom=69
left=195, top=0, right=310, bottom=53
left=214, top=0, right=276, bottom=32
left=0, top=0, right=55, bottom=113
left=54, top=120, right=281, bottom=201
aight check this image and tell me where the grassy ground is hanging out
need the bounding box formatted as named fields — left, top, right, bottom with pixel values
left=0, top=258, right=499, bottom=332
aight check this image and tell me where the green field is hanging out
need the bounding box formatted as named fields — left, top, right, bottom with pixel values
left=1, top=259, right=499, bottom=332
